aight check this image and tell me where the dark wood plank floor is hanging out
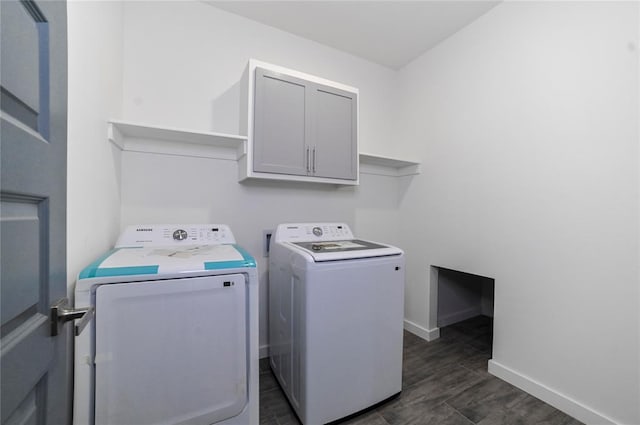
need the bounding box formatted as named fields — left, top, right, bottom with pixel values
left=259, top=315, right=583, bottom=425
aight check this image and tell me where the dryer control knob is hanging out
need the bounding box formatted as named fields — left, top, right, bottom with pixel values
left=173, top=229, right=188, bottom=241
left=312, top=227, right=323, bottom=237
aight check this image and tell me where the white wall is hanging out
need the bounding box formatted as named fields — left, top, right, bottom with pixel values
left=67, top=1, right=124, bottom=289
left=121, top=1, right=398, bottom=157
left=118, top=1, right=403, bottom=355
left=396, top=2, right=639, bottom=424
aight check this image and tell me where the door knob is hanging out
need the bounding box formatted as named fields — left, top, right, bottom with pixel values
left=50, top=297, right=94, bottom=337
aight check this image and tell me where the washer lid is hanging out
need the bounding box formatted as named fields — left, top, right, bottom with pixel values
left=290, top=239, right=402, bottom=262
left=79, top=244, right=256, bottom=280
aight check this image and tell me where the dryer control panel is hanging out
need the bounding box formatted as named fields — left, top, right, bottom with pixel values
left=116, top=224, right=236, bottom=247
left=274, top=223, right=354, bottom=242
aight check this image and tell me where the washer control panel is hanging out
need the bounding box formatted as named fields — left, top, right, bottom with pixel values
left=275, top=223, right=354, bottom=242
left=116, top=224, right=236, bottom=247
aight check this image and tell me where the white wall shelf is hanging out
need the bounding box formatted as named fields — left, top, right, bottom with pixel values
left=107, top=120, right=247, bottom=160
left=359, top=152, right=421, bottom=177
left=106, top=120, right=420, bottom=177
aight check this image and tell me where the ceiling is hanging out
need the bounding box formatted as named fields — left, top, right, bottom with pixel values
left=207, top=1, right=500, bottom=70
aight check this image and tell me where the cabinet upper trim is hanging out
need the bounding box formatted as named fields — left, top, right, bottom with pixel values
left=250, top=60, right=359, bottom=94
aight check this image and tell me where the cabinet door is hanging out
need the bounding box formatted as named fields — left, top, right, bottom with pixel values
left=311, top=84, right=358, bottom=180
left=254, top=68, right=311, bottom=176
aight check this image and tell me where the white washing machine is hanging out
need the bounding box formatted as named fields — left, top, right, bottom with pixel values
left=268, top=223, right=405, bottom=425
left=73, top=224, right=258, bottom=425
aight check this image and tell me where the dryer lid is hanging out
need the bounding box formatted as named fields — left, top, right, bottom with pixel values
left=78, top=244, right=256, bottom=280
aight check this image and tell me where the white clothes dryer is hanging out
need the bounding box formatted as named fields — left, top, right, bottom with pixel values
left=269, top=223, right=404, bottom=425
left=73, top=224, right=258, bottom=425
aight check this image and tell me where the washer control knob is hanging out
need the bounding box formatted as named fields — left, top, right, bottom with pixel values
left=312, top=227, right=323, bottom=237
left=173, top=229, right=188, bottom=241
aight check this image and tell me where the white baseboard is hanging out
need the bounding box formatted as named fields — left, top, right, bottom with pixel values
left=437, top=307, right=482, bottom=328
left=488, top=360, right=617, bottom=425
left=259, top=344, right=269, bottom=359
left=404, top=319, right=440, bottom=341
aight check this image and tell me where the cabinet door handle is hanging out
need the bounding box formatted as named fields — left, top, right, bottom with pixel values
left=312, top=147, right=316, bottom=173
left=306, top=147, right=310, bottom=173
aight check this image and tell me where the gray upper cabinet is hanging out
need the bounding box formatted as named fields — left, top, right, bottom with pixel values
left=241, top=60, right=359, bottom=185
left=312, top=85, right=357, bottom=180
left=254, top=69, right=310, bottom=176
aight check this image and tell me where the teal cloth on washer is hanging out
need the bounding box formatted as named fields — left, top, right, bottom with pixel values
left=78, top=248, right=159, bottom=279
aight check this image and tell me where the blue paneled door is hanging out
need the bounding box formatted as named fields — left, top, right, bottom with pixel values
left=1, top=1, right=69, bottom=424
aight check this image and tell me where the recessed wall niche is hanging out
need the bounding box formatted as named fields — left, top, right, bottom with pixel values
left=435, top=267, right=495, bottom=328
